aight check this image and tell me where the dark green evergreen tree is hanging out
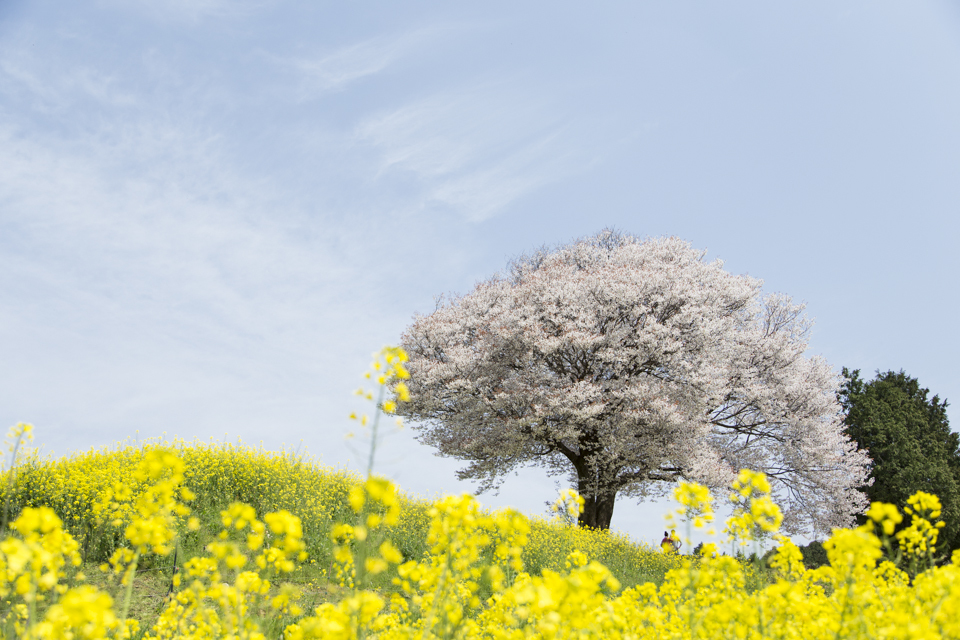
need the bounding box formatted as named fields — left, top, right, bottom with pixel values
left=840, top=368, right=960, bottom=553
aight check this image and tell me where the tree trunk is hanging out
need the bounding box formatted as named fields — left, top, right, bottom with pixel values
left=578, top=488, right=616, bottom=530
left=569, top=436, right=618, bottom=530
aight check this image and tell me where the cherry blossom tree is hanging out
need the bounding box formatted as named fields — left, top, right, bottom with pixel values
left=399, top=231, right=870, bottom=533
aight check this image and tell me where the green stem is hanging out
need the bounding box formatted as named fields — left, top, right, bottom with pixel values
left=26, top=579, right=37, bottom=634
left=119, top=552, right=141, bottom=623
left=238, top=593, right=248, bottom=640
left=1, top=432, right=25, bottom=534
left=366, top=386, right=385, bottom=479
left=755, top=539, right=766, bottom=637
left=354, top=383, right=388, bottom=640
left=417, top=554, right=452, bottom=640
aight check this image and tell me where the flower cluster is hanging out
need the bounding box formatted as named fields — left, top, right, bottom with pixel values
left=666, top=480, right=715, bottom=539
left=331, top=476, right=404, bottom=589
left=348, top=346, right=412, bottom=478
left=95, top=448, right=194, bottom=557
left=551, top=488, right=585, bottom=523
left=724, top=469, right=784, bottom=546
left=861, top=491, right=947, bottom=578
left=150, top=501, right=308, bottom=639
left=897, top=491, right=945, bottom=557
left=350, top=346, right=410, bottom=423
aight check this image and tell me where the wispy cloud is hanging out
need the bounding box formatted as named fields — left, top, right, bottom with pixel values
left=0, top=50, right=138, bottom=115
left=0, top=119, right=331, bottom=326
left=295, top=37, right=408, bottom=96
left=277, top=27, right=443, bottom=98
left=355, top=86, right=579, bottom=221
left=427, top=132, right=573, bottom=222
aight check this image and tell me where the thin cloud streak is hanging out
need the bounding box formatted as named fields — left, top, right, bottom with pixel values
left=0, top=50, right=138, bottom=115
left=284, top=28, right=446, bottom=98
left=428, top=131, right=575, bottom=222
left=355, top=86, right=583, bottom=221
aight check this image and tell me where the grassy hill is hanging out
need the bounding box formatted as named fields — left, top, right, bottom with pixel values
left=2, top=438, right=684, bottom=631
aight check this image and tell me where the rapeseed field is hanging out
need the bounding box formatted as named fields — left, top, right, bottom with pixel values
left=1, top=348, right=958, bottom=638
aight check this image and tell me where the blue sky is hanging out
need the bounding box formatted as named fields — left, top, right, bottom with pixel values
left=2, top=0, right=959, bottom=545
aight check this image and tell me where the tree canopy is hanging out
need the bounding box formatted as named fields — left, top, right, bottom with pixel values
left=399, top=231, right=869, bottom=533
left=840, top=368, right=960, bottom=551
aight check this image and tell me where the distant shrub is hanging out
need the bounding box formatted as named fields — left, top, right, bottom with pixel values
left=798, top=540, right=828, bottom=569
